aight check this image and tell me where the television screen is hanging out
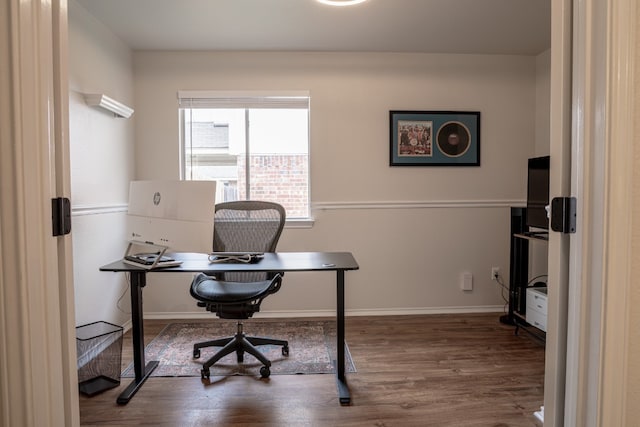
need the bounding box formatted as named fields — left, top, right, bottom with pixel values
left=526, top=156, right=550, bottom=230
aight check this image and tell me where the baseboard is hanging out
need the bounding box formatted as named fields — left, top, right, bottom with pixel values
left=121, top=319, right=132, bottom=334
left=344, top=306, right=505, bottom=316
left=142, top=305, right=504, bottom=321
left=534, top=406, right=544, bottom=423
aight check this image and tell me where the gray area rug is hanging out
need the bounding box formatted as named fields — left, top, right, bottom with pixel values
left=122, top=320, right=356, bottom=378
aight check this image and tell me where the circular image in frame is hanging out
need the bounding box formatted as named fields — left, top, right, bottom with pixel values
left=436, top=121, right=471, bottom=157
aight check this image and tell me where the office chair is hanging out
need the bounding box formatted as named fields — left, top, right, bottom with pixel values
left=190, top=200, right=289, bottom=379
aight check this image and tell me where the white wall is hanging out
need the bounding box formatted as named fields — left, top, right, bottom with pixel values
left=68, top=0, right=135, bottom=326
left=132, top=51, right=542, bottom=317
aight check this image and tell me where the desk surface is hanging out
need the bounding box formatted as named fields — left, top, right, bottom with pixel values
left=100, top=251, right=359, bottom=273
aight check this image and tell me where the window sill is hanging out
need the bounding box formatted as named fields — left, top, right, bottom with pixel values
left=285, top=218, right=314, bottom=229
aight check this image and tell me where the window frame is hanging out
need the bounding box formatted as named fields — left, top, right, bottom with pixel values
left=178, top=90, right=313, bottom=225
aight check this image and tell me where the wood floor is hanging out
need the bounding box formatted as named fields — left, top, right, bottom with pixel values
left=79, top=313, right=545, bottom=426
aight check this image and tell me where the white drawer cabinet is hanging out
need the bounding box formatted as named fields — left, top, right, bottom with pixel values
left=526, top=288, right=548, bottom=332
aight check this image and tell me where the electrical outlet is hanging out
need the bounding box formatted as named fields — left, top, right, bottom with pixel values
left=461, top=272, right=473, bottom=291
left=491, top=267, right=500, bottom=280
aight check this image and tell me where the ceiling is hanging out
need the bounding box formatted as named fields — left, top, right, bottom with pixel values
left=75, top=0, right=551, bottom=55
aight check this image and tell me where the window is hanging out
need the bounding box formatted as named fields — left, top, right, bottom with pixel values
left=178, top=91, right=310, bottom=219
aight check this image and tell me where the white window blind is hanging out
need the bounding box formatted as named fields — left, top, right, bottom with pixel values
left=177, top=91, right=310, bottom=109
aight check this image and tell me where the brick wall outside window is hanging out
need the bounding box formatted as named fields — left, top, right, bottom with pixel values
left=237, top=154, right=309, bottom=218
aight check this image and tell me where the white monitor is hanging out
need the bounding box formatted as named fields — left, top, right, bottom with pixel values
left=126, top=180, right=216, bottom=253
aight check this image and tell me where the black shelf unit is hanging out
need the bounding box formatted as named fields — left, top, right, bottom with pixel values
left=500, top=207, right=547, bottom=341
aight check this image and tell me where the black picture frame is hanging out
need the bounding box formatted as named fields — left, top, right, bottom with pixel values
left=389, top=111, right=480, bottom=166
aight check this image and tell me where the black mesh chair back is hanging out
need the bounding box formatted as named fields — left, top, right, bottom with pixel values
left=213, top=201, right=285, bottom=283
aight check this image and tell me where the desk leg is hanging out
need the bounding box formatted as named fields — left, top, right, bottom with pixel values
left=335, top=269, right=350, bottom=405
left=117, top=271, right=159, bottom=405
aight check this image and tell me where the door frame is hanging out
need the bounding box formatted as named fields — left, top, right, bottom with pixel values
left=596, top=0, right=637, bottom=424
left=0, top=0, right=78, bottom=426
left=558, top=0, right=637, bottom=425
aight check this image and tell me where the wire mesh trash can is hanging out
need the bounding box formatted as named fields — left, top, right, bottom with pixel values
left=76, top=321, right=123, bottom=396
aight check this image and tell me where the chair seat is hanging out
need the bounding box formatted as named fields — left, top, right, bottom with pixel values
left=190, top=273, right=273, bottom=303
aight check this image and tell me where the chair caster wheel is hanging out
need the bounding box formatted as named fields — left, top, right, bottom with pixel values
left=260, top=366, right=270, bottom=378
left=193, top=349, right=201, bottom=359
left=201, top=368, right=210, bottom=379
left=282, top=345, right=289, bottom=356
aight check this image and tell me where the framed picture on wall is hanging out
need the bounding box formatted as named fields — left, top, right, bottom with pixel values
left=389, top=111, right=480, bottom=166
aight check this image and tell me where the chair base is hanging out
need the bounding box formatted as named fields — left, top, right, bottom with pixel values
left=193, top=322, right=289, bottom=379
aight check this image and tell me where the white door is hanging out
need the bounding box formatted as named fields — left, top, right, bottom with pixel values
left=0, top=1, right=79, bottom=426
left=543, top=1, right=572, bottom=425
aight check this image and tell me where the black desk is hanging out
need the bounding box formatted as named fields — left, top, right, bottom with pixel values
left=100, top=252, right=359, bottom=405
